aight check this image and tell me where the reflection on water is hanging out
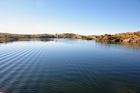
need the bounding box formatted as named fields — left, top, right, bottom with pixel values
left=0, top=39, right=140, bottom=93
left=96, top=41, right=140, bottom=51
left=1, top=38, right=140, bottom=51
left=0, top=38, right=55, bottom=43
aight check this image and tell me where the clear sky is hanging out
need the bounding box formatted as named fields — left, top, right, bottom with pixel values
left=0, top=0, right=140, bottom=35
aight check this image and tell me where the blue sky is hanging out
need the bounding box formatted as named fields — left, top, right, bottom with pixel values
left=0, top=0, right=140, bottom=35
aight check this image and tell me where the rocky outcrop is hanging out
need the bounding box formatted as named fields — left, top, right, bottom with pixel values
left=94, top=31, right=140, bottom=43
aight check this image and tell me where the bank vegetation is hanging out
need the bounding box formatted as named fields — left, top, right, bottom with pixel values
left=0, top=31, right=140, bottom=43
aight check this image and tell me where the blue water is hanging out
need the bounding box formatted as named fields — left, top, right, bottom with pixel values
left=0, top=39, right=140, bottom=93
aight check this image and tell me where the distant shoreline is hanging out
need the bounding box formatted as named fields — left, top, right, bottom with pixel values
left=0, top=31, right=140, bottom=43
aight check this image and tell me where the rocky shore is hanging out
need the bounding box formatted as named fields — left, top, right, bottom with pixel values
left=94, top=31, right=140, bottom=43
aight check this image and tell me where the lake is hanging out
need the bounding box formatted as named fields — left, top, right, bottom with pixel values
left=0, top=38, right=140, bottom=93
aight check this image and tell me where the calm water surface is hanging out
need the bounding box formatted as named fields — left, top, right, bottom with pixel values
left=0, top=39, right=140, bottom=93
